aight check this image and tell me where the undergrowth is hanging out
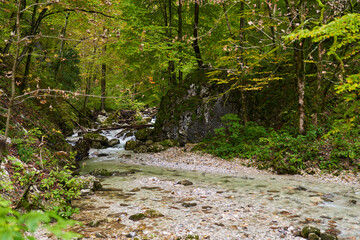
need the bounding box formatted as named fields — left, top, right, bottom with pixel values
left=201, top=114, right=360, bottom=175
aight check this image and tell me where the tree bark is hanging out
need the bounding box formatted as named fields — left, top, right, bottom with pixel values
left=168, top=0, right=176, bottom=86
left=21, top=0, right=39, bottom=92
left=54, top=12, right=70, bottom=86
left=100, top=45, right=107, bottom=112
left=295, top=40, right=306, bottom=135
left=83, top=47, right=97, bottom=112
left=193, top=1, right=203, bottom=68
left=5, top=0, right=21, bottom=138
left=239, top=1, right=248, bottom=124
left=223, top=3, right=233, bottom=37
left=178, top=0, right=183, bottom=83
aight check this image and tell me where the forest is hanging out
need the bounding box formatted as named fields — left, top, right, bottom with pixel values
left=1, top=0, right=360, bottom=239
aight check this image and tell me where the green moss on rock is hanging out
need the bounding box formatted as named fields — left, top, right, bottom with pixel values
left=125, top=140, right=137, bottom=150
left=84, top=133, right=108, bottom=145
left=135, top=128, right=154, bottom=141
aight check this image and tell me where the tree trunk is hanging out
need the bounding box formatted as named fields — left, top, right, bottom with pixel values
left=313, top=42, right=324, bottom=125
left=83, top=47, right=97, bottom=112
left=178, top=0, right=183, bottom=83
left=193, top=1, right=203, bottom=68
left=295, top=40, right=306, bottom=135
left=239, top=1, right=248, bottom=124
left=100, top=45, right=107, bottom=112
left=21, top=0, right=39, bottom=92
left=5, top=0, right=21, bottom=138
left=55, top=12, right=70, bottom=87
left=168, top=0, right=176, bottom=86
left=223, top=3, right=233, bottom=37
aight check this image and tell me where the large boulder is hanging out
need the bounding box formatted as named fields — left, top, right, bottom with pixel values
left=147, top=143, right=165, bottom=153
left=125, top=140, right=138, bottom=150
left=135, top=128, right=154, bottom=141
left=154, top=70, right=241, bottom=143
left=83, top=133, right=108, bottom=146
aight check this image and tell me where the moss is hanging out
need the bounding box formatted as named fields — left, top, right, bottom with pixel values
left=129, top=213, right=145, bottom=221
left=159, top=139, right=179, bottom=148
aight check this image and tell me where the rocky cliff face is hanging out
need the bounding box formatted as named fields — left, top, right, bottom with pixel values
left=154, top=70, right=242, bottom=143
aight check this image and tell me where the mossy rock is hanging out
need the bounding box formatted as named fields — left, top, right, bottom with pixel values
left=84, top=133, right=108, bottom=145
left=301, top=225, right=321, bottom=238
left=90, top=168, right=112, bottom=177
left=159, top=139, right=179, bottom=148
left=145, top=140, right=154, bottom=146
left=133, top=145, right=149, bottom=153
left=135, top=128, right=154, bottom=141
left=308, top=233, right=320, bottom=240
left=144, top=209, right=164, bottom=218
left=148, top=143, right=165, bottom=153
left=125, top=140, right=137, bottom=150
left=108, top=139, right=120, bottom=147
left=129, top=213, right=145, bottom=221
left=90, top=141, right=105, bottom=149
left=101, top=111, right=119, bottom=127
left=320, top=233, right=338, bottom=240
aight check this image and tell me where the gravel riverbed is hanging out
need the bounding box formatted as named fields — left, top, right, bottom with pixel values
left=38, top=147, right=360, bottom=240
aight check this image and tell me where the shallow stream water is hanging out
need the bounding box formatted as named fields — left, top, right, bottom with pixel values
left=70, top=130, right=360, bottom=239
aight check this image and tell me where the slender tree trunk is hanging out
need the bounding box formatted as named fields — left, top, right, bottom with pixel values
left=286, top=0, right=307, bottom=134
left=21, top=0, right=39, bottom=92
left=55, top=12, right=70, bottom=87
left=266, top=0, right=276, bottom=47
left=239, top=1, right=248, bottom=123
left=313, top=0, right=326, bottom=125
left=178, top=0, right=183, bottom=83
left=295, top=40, right=306, bottom=135
left=83, top=47, right=97, bottom=112
left=222, top=3, right=233, bottom=37
left=193, top=1, right=203, bottom=68
left=5, top=0, right=21, bottom=138
left=16, top=7, right=48, bottom=69
left=168, top=0, right=176, bottom=86
left=100, top=45, right=107, bottom=112
left=313, top=42, right=324, bottom=125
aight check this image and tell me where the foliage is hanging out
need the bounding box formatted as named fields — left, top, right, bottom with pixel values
left=203, top=114, right=360, bottom=174
left=0, top=197, right=81, bottom=240
left=8, top=128, right=83, bottom=217
left=204, top=114, right=268, bottom=159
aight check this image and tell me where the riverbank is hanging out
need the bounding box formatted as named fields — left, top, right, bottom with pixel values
left=130, top=147, right=360, bottom=186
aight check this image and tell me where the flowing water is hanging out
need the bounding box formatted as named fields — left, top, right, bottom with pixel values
left=70, top=130, right=360, bottom=239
